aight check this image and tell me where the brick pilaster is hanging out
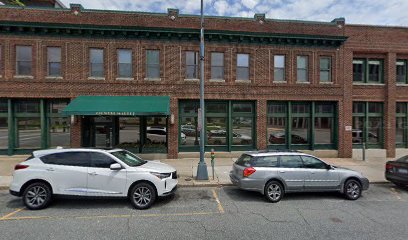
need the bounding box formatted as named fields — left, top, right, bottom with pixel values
left=385, top=52, right=396, bottom=158
left=257, top=99, right=267, bottom=150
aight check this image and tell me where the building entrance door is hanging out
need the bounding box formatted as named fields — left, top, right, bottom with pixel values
left=82, top=116, right=117, bottom=148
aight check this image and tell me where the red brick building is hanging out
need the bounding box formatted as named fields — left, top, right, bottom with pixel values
left=0, top=4, right=407, bottom=159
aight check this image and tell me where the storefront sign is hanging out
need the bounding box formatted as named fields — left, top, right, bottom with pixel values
left=95, top=112, right=135, bottom=116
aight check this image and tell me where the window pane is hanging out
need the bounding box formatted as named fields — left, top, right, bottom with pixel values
left=16, top=100, right=40, bottom=113
left=320, top=71, right=330, bottom=82
left=353, top=102, right=364, bottom=114
left=207, top=102, right=227, bottom=113
left=320, top=57, right=330, bottom=69
left=207, top=118, right=227, bottom=145
left=211, top=53, right=224, bottom=66
left=268, top=116, right=286, bottom=144
left=297, top=69, right=307, bottom=82
left=17, top=117, right=41, bottom=148
left=316, top=103, right=334, bottom=114
left=353, top=60, right=364, bottom=82
left=90, top=49, right=103, bottom=63
left=280, top=155, right=303, bottom=168
left=48, top=62, right=61, bottom=76
left=237, top=54, right=249, bottom=67
left=91, top=63, right=104, bottom=77
left=147, top=66, right=160, bottom=79
left=315, top=117, right=333, bottom=144
left=396, top=117, right=405, bottom=144
left=118, top=63, right=132, bottom=78
left=292, top=104, right=310, bottom=114
left=116, top=117, right=141, bottom=150
left=47, top=47, right=61, bottom=63
left=180, top=117, right=199, bottom=146
left=232, top=103, right=252, bottom=113
left=49, top=117, right=70, bottom=147
left=268, top=103, right=286, bottom=114
left=118, top=49, right=132, bottom=64
left=186, top=65, right=198, bottom=79
left=291, top=117, right=309, bottom=144
left=368, top=103, right=382, bottom=114
left=396, top=61, right=406, bottom=83
left=274, top=68, right=285, bottom=81
left=147, top=50, right=159, bottom=64
left=320, top=57, right=331, bottom=82
left=143, top=117, right=167, bottom=153
left=367, top=117, right=382, bottom=144
left=17, top=61, right=32, bottom=76
left=186, top=51, right=198, bottom=65
left=397, top=103, right=406, bottom=114
left=0, top=118, right=8, bottom=148
left=237, top=67, right=249, bottom=80
left=297, top=56, right=307, bottom=68
left=274, top=55, right=285, bottom=68
left=186, top=51, right=199, bottom=79
left=0, top=100, right=7, bottom=113
left=352, top=116, right=364, bottom=144
left=16, top=46, right=32, bottom=61
left=232, top=117, right=252, bottom=145
left=211, top=66, right=224, bottom=79
left=368, top=60, right=381, bottom=82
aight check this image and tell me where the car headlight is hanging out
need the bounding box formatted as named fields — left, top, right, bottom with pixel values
left=150, top=172, right=171, bottom=179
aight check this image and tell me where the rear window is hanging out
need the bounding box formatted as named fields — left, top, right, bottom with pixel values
left=253, top=156, right=279, bottom=167
left=396, top=155, right=408, bottom=163
left=235, top=154, right=253, bottom=167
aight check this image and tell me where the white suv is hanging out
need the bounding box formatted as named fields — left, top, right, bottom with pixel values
left=9, top=148, right=178, bottom=210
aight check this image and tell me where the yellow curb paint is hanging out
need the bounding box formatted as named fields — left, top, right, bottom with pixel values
left=212, top=189, right=225, bottom=214
left=0, top=208, right=24, bottom=220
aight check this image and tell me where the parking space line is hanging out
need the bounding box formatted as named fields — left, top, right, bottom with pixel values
left=0, top=208, right=24, bottom=220
left=212, top=189, right=225, bottom=214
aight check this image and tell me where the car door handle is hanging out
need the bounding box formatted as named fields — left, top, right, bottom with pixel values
left=46, top=168, right=55, bottom=172
left=88, top=172, right=98, bottom=176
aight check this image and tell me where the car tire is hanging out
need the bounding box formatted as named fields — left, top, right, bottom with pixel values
left=393, top=182, right=407, bottom=188
left=129, top=182, right=157, bottom=210
left=22, top=182, right=52, bottom=210
left=264, top=181, right=284, bottom=203
left=344, top=179, right=362, bottom=200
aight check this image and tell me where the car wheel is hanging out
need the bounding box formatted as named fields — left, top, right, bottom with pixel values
left=393, top=182, right=407, bottom=188
left=344, top=179, right=362, bottom=200
left=22, top=182, right=52, bottom=210
left=130, top=182, right=157, bottom=210
left=264, top=181, right=284, bottom=203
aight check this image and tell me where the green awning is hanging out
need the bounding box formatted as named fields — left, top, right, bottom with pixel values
left=62, top=96, right=170, bottom=116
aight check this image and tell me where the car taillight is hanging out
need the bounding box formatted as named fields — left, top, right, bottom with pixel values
left=14, top=164, right=29, bottom=170
left=243, top=167, right=256, bottom=177
left=386, top=163, right=394, bottom=172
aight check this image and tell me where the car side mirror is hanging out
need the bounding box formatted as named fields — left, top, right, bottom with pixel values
left=326, top=164, right=333, bottom=170
left=110, top=163, right=122, bottom=170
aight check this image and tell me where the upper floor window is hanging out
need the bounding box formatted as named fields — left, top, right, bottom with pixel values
left=320, top=57, right=331, bottom=82
left=47, top=47, right=61, bottom=77
left=297, top=56, right=308, bottom=82
left=274, top=55, right=285, bottom=82
left=186, top=51, right=199, bottom=79
left=0, top=45, right=2, bottom=76
left=16, top=46, right=32, bottom=76
left=353, top=58, right=383, bottom=83
left=89, top=48, right=104, bottom=78
left=117, top=49, right=132, bottom=78
left=211, top=52, right=224, bottom=80
left=236, top=53, right=249, bottom=80
left=396, top=60, right=407, bottom=84
left=146, top=50, right=160, bottom=79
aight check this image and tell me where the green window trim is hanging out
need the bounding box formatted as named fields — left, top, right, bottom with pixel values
left=353, top=58, right=384, bottom=84
left=352, top=102, right=384, bottom=149
left=267, top=101, right=337, bottom=150
left=396, top=60, right=408, bottom=84
left=396, top=102, right=408, bottom=148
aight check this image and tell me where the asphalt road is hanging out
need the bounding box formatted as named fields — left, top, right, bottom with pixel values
left=1, top=184, right=408, bottom=240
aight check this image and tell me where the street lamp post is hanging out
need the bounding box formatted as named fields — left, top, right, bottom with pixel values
left=196, top=0, right=209, bottom=180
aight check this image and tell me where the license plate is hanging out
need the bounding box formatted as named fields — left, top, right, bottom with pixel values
left=398, top=168, right=408, bottom=174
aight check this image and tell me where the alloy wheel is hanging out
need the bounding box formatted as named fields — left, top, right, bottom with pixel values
left=346, top=181, right=361, bottom=199
left=267, top=184, right=281, bottom=201
left=133, top=187, right=152, bottom=208
left=25, top=186, right=48, bottom=208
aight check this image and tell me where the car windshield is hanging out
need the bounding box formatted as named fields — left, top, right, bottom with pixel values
left=111, top=150, right=147, bottom=167
left=396, top=155, right=408, bottom=163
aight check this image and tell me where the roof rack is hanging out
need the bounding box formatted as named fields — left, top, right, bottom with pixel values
left=250, top=149, right=300, bottom=153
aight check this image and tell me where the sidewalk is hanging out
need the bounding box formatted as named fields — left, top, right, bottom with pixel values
left=0, top=155, right=390, bottom=190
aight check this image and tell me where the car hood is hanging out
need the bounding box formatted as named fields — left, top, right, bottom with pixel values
left=137, top=160, right=176, bottom=173
left=332, top=166, right=364, bottom=176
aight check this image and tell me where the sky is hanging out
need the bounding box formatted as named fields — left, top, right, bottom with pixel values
left=59, top=0, right=408, bottom=26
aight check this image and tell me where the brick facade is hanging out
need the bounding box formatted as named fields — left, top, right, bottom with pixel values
left=0, top=5, right=407, bottom=158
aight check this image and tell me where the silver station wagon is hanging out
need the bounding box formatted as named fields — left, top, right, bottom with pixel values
left=230, top=150, right=369, bottom=202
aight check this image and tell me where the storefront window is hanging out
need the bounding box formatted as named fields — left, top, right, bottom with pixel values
left=117, top=117, right=140, bottom=151
left=48, top=100, right=70, bottom=147
left=232, top=103, right=253, bottom=146
left=352, top=102, right=383, bottom=147
left=267, top=102, right=336, bottom=149
left=396, top=103, right=408, bottom=147
left=0, top=118, right=7, bottom=148
left=17, top=118, right=41, bottom=148
left=143, top=117, right=167, bottom=153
